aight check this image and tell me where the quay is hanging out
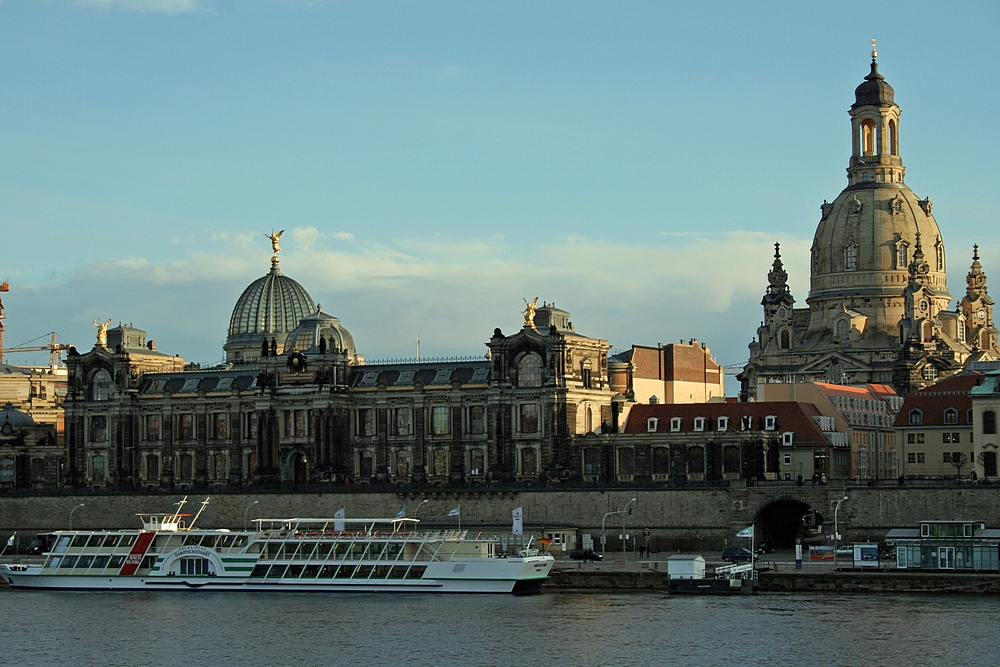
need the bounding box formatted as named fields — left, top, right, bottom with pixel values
left=545, top=558, right=1000, bottom=595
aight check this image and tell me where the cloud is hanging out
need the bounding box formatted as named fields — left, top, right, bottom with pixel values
left=75, top=0, right=202, bottom=14
left=5, top=229, right=810, bottom=380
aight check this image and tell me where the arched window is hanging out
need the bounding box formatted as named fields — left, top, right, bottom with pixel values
left=923, top=365, right=938, bottom=382
left=836, top=319, right=850, bottom=339
left=687, top=447, right=705, bottom=474
left=617, top=448, right=635, bottom=475
left=861, top=119, right=877, bottom=155
left=908, top=409, right=923, bottom=425
left=983, top=451, right=998, bottom=478
left=984, top=410, right=997, bottom=435
left=958, top=318, right=966, bottom=343
left=896, top=242, right=909, bottom=269
left=779, top=329, right=791, bottom=349
left=91, top=454, right=106, bottom=481
left=935, top=241, right=944, bottom=272
left=652, top=447, right=669, bottom=475
left=91, top=370, right=113, bottom=401
left=585, top=407, right=594, bottom=433
left=844, top=242, right=858, bottom=270
left=888, top=119, right=897, bottom=155
left=922, top=322, right=933, bottom=344
left=517, top=354, right=543, bottom=388
left=581, top=359, right=593, bottom=389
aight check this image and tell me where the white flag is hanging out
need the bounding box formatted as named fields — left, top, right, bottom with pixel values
left=737, top=525, right=754, bottom=539
left=334, top=508, right=345, bottom=533
left=395, top=506, right=406, bottom=520
left=448, top=506, right=460, bottom=517
left=6, top=532, right=14, bottom=547
left=512, top=507, right=523, bottom=535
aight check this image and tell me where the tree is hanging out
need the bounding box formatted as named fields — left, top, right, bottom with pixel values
left=950, top=452, right=968, bottom=480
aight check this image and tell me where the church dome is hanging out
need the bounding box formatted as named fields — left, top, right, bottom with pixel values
left=225, top=263, right=316, bottom=363
left=0, top=402, right=36, bottom=428
left=284, top=308, right=362, bottom=363
left=853, top=59, right=895, bottom=108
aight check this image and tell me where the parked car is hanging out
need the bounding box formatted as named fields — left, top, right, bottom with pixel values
left=720, top=547, right=753, bottom=562
left=755, top=543, right=773, bottom=555
left=835, top=545, right=854, bottom=557
left=569, top=549, right=603, bottom=561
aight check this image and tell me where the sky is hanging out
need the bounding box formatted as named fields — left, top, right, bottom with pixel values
left=2, top=1, right=998, bottom=395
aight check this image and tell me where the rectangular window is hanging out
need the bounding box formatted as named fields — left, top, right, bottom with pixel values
left=146, top=414, right=161, bottom=441
left=213, top=413, right=228, bottom=440
left=943, top=452, right=952, bottom=463
left=717, top=417, right=728, bottom=432
left=694, top=417, right=705, bottom=432
left=431, top=407, right=449, bottom=435
left=951, top=433, right=960, bottom=443
left=520, top=404, right=539, bottom=434
left=90, top=415, right=108, bottom=442
left=670, top=417, right=682, bottom=432
left=247, top=413, right=258, bottom=440
left=765, top=416, right=777, bottom=431
left=392, top=408, right=413, bottom=436
left=907, top=433, right=916, bottom=444
left=917, top=433, right=925, bottom=444
left=178, top=414, right=194, bottom=440
left=295, top=410, right=307, bottom=437
left=908, top=452, right=916, bottom=463
left=943, top=433, right=953, bottom=444
left=783, top=454, right=791, bottom=465
left=917, top=453, right=925, bottom=463
left=581, top=368, right=592, bottom=389
left=468, top=406, right=486, bottom=435
left=357, top=409, right=375, bottom=437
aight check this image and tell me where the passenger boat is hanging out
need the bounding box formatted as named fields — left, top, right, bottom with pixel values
left=0, top=498, right=553, bottom=594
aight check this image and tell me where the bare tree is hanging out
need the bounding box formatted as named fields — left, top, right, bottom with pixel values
left=951, top=452, right=968, bottom=480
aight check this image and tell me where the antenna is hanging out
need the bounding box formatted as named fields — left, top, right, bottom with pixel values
left=416, top=333, right=421, bottom=363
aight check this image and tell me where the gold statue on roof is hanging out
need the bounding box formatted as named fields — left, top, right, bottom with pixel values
left=522, top=297, right=539, bottom=330
left=94, top=318, right=111, bottom=347
left=871, top=38, right=877, bottom=61
left=264, top=229, right=285, bottom=260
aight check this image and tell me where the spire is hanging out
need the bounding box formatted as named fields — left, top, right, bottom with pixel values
left=763, top=242, right=793, bottom=305
left=967, top=244, right=988, bottom=298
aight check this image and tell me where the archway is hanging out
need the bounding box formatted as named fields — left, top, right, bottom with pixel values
left=755, top=498, right=827, bottom=549
left=292, top=452, right=308, bottom=486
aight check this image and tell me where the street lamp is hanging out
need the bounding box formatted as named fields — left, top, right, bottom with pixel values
left=833, top=496, right=849, bottom=568
left=412, top=499, right=429, bottom=532
left=244, top=499, right=260, bottom=531
left=623, top=498, right=637, bottom=561
left=69, top=503, right=85, bottom=530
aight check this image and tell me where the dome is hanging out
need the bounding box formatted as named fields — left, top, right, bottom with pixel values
left=853, top=59, right=895, bottom=108
left=284, top=308, right=362, bottom=362
left=0, top=402, right=36, bottom=427
left=225, top=263, right=316, bottom=362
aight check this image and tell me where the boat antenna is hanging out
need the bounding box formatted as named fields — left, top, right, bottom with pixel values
left=189, top=497, right=211, bottom=530
left=173, top=496, right=189, bottom=518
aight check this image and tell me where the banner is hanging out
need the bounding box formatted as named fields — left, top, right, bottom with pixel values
left=395, top=506, right=406, bottom=520
left=448, top=506, right=461, bottom=517
left=6, top=532, right=15, bottom=547
left=334, top=508, right=345, bottom=533
left=512, top=507, right=523, bottom=535
left=736, top=525, right=754, bottom=539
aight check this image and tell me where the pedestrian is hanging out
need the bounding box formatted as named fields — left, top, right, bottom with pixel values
left=821, top=472, right=827, bottom=486
left=638, top=545, right=645, bottom=558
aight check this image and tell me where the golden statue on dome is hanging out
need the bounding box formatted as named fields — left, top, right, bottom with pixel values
left=522, top=297, right=538, bottom=330
left=94, top=318, right=111, bottom=347
left=264, top=229, right=285, bottom=263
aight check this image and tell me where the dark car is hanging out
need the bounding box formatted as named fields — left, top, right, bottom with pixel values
left=721, top=547, right=754, bottom=562
left=569, top=549, right=603, bottom=561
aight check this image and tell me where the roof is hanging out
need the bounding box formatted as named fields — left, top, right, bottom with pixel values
left=667, top=554, right=705, bottom=561
left=885, top=528, right=921, bottom=539
left=138, top=370, right=260, bottom=395
left=892, top=371, right=984, bottom=427
left=624, top=401, right=832, bottom=444
left=349, top=361, right=491, bottom=389
left=0, top=402, right=36, bottom=427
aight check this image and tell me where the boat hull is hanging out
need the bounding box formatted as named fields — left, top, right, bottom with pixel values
left=667, top=578, right=756, bottom=595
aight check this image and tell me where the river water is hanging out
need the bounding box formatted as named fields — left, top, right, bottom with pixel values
left=0, top=589, right=996, bottom=666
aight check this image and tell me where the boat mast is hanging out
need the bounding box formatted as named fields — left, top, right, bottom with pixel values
left=189, top=497, right=211, bottom=530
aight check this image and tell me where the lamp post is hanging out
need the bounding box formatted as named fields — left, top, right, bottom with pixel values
left=412, top=499, right=429, bottom=532
left=69, top=503, right=85, bottom=530
left=833, top=495, right=849, bottom=568
left=623, top=498, right=637, bottom=561
left=244, top=499, right=260, bottom=531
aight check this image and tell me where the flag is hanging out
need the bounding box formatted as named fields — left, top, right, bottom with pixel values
left=737, top=525, right=754, bottom=539
left=448, top=506, right=460, bottom=517
left=395, top=506, right=406, bottom=520
left=334, top=508, right=345, bottom=533
left=6, top=532, right=14, bottom=547
left=512, top=507, right=523, bottom=535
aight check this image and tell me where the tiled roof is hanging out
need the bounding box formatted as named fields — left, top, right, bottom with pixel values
left=624, top=401, right=831, bottom=444
left=349, top=362, right=491, bottom=389
left=892, top=371, right=984, bottom=427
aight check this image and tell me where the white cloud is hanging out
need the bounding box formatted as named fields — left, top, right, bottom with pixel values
left=333, top=231, right=355, bottom=242
left=75, top=0, right=201, bottom=14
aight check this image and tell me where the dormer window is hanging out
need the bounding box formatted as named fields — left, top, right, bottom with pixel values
left=717, top=417, right=728, bottom=432
left=694, top=417, right=706, bottom=432
left=908, top=409, right=923, bottom=425
left=646, top=417, right=658, bottom=433
left=922, top=366, right=938, bottom=382
left=782, top=431, right=794, bottom=446
left=741, top=415, right=753, bottom=431
left=670, top=417, right=681, bottom=432
left=944, top=409, right=958, bottom=425
left=765, top=415, right=777, bottom=431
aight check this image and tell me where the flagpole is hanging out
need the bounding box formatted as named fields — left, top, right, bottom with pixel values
left=458, top=504, right=461, bottom=532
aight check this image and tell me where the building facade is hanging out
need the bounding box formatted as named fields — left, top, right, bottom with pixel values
left=970, top=367, right=1000, bottom=480
left=741, top=49, right=998, bottom=399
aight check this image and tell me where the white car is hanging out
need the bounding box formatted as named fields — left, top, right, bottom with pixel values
left=835, top=545, right=854, bottom=556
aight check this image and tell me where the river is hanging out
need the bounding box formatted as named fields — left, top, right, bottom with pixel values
left=1, top=589, right=996, bottom=666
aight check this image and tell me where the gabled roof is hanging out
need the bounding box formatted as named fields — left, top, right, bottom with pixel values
left=892, top=371, right=984, bottom=427
left=625, top=401, right=831, bottom=444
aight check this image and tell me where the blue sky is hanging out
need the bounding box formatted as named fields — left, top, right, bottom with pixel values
left=2, top=1, right=998, bottom=393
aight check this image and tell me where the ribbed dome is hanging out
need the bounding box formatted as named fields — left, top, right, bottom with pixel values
left=0, top=402, right=36, bottom=427
left=224, top=263, right=316, bottom=362
left=854, top=60, right=895, bottom=108
left=284, top=308, right=361, bottom=360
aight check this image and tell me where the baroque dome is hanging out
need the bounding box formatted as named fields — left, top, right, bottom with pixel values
left=284, top=308, right=363, bottom=363
left=224, top=262, right=316, bottom=363
left=0, top=402, right=36, bottom=427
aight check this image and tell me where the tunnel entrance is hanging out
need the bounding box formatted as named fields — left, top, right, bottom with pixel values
left=755, top=498, right=827, bottom=549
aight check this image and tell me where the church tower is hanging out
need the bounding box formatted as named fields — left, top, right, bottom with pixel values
left=741, top=43, right=982, bottom=399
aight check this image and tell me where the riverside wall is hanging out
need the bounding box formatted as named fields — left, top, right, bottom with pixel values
left=1, top=484, right=998, bottom=549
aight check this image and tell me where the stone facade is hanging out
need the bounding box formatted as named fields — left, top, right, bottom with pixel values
left=741, top=52, right=997, bottom=399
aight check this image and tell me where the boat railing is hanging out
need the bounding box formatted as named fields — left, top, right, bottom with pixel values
left=254, top=529, right=476, bottom=542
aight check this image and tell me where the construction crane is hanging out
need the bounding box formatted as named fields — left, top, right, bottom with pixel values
left=0, top=281, right=70, bottom=368
left=3, top=331, right=70, bottom=369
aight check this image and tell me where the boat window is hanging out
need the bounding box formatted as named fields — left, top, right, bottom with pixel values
left=120, top=535, right=136, bottom=548
left=61, top=556, right=78, bottom=569
left=234, top=535, right=249, bottom=549
left=298, top=542, right=317, bottom=560
left=104, top=535, right=121, bottom=548
left=301, top=565, right=320, bottom=578
left=109, top=555, right=126, bottom=568
left=407, top=565, right=426, bottom=579
left=334, top=565, right=354, bottom=578
left=315, top=543, right=334, bottom=557
left=85, top=535, right=105, bottom=549
left=53, top=536, right=71, bottom=553
left=46, top=556, right=62, bottom=569
left=183, top=535, right=202, bottom=546
left=286, top=564, right=304, bottom=578
left=373, top=566, right=392, bottom=579
left=390, top=566, right=409, bottom=579
left=219, top=535, right=236, bottom=549
left=71, top=535, right=89, bottom=548
left=250, top=564, right=269, bottom=577
left=267, top=565, right=288, bottom=578
left=202, top=536, right=218, bottom=549
left=77, top=555, right=94, bottom=569
left=92, top=556, right=110, bottom=570
left=320, top=565, right=338, bottom=578
left=355, top=565, right=373, bottom=579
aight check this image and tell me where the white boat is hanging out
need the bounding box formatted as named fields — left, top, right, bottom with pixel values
left=0, top=499, right=553, bottom=594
